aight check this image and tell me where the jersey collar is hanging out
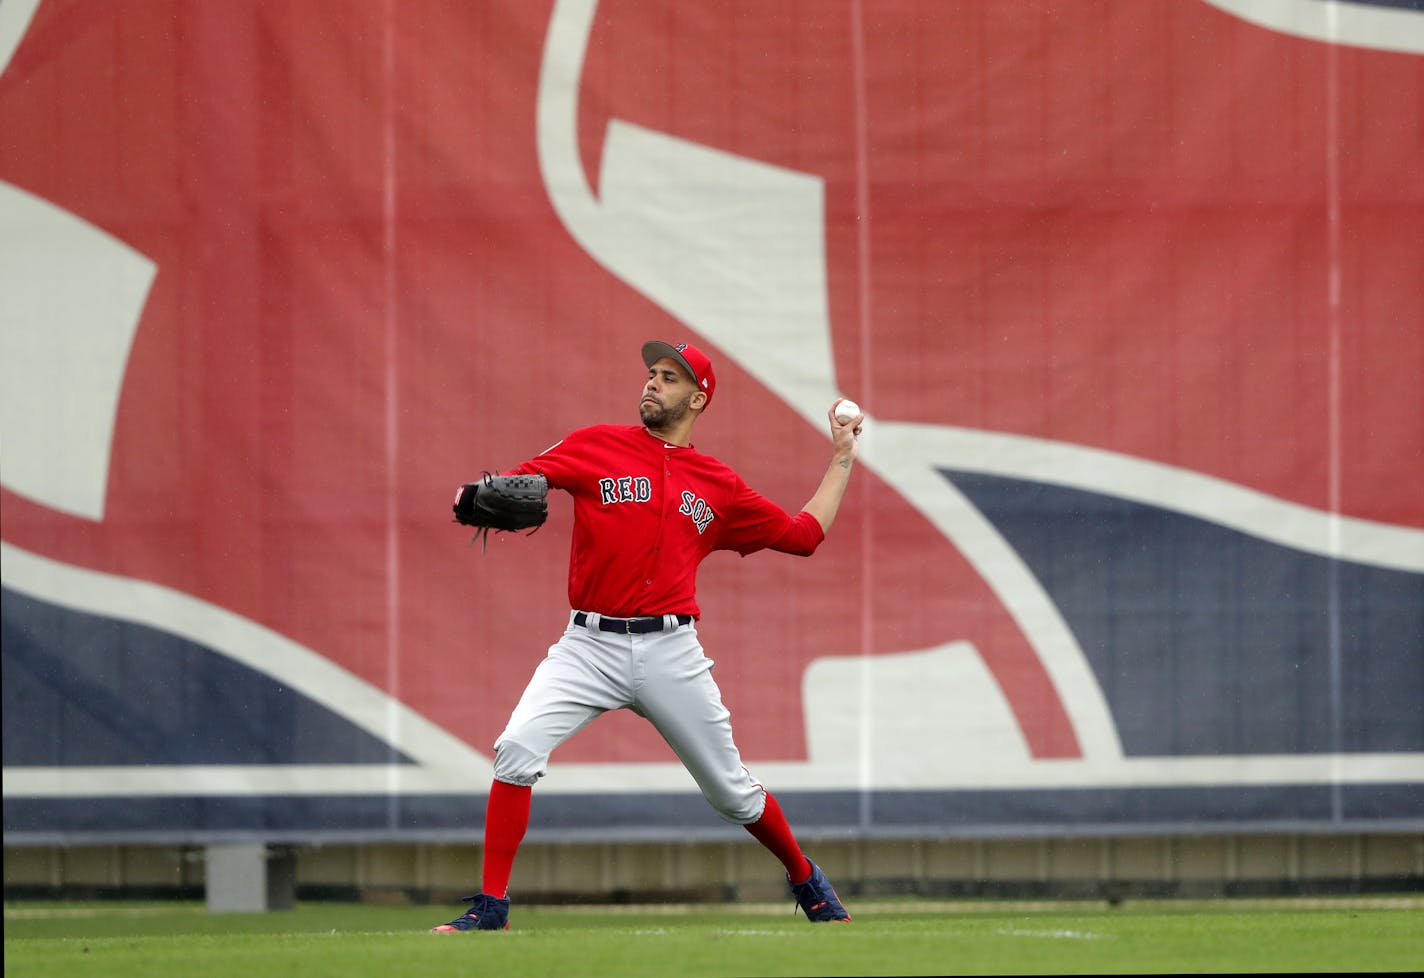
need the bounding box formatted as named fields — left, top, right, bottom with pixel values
left=641, top=427, right=693, bottom=451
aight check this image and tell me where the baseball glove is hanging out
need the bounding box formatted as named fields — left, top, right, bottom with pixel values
left=452, top=472, right=549, bottom=551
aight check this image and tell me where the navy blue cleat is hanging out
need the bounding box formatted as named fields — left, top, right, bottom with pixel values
left=789, top=859, right=851, bottom=922
left=430, top=892, right=510, bottom=932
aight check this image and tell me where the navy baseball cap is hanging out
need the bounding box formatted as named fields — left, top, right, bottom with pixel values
left=642, top=340, right=716, bottom=409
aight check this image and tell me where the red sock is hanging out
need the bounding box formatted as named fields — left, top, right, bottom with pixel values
left=481, top=780, right=531, bottom=898
left=743, top=791, right=813, bottom=883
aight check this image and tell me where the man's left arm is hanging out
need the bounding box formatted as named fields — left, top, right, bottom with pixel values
left=768, top=401, right=862, bottom=555
left=798, top=400, right=862, bottom=536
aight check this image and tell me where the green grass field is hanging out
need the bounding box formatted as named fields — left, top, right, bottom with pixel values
left=5, top=896, right=1421, bottom=977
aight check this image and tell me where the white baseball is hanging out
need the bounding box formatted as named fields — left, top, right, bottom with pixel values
left=834, top=399, right=862, bottom=423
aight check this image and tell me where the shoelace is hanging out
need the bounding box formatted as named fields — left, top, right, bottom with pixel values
left=453, top=894, right=487, bottom=924
left=790, top=888, right=829, bottom=917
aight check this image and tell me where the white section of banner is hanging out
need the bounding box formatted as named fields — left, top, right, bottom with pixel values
left=1200, top=0, right=1424, bottom=55
left=0, top=0, right=41, bottom=78
left=0, top=182, right=155, bottom=520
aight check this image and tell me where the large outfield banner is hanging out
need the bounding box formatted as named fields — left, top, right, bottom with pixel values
left=3, top=0, right=1421, bottom=843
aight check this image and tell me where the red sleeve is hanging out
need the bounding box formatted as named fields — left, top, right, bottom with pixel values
left=501, top=429, right=587, bottom=490
left=718, top=476, right=825, bottom=557
left=768, top=510, right=826, bottom=556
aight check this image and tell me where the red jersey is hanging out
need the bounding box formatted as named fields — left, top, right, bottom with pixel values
left=508, top=424, right=824, bottom=618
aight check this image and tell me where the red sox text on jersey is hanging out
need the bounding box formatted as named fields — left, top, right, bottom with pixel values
left=598, top=477, right=715, bottom=534
left=509, top=425, right=824, bottom=618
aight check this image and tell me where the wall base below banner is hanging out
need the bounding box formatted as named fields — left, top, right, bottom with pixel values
left=4, top=833, right=1421, bottom=911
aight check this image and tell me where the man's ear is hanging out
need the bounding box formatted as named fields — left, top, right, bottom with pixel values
left=690, top=390, right=708, bottom=412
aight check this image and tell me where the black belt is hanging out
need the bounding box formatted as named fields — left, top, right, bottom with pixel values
left=574, top=612, right=693, bottom=634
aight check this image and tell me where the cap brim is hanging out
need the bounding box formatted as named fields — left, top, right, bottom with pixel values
left=641, top=340, right=698, bottom=386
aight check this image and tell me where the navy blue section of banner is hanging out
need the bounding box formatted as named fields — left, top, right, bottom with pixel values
left=943, top=471, right=1424, bottom=756
left=1, top=587, right=412, bottom=766
left=5, top=786, right=1422, bottom=841
left=1337, top=0, right=1424, bottom=13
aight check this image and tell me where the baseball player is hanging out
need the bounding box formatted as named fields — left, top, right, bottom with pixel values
left=432, top=340, right=863, bottom=931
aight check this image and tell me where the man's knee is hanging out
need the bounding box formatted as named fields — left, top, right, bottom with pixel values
left=707, top=782, right=765, bottom=825
left=492, top=739, right=546, bottom=786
